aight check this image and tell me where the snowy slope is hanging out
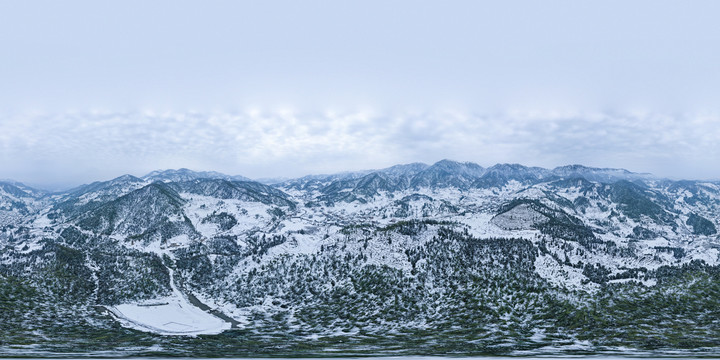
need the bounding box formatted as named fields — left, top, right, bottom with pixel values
left=2, top=160, right=720, bottom=341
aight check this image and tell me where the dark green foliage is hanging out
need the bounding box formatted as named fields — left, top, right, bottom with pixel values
left=59, top=226, right=89, bottom=245
left=92, top=248, right=170, bottom=305
left=316, top=172, right=404, bottom=205
left=632, top=226, right=655, bottom=239
left=686, top=213, right=717, bottom=235
left=169, top=179, right=296, bottom=208
left=409, top=160, right=485, bottom=189
left=471, top=163, right=546, bottom=188
left=582, top=263, right=611, bottom=284
left=572, top=195, right=590, bottom=210
left=379, top=219, right=455, bottom=235
left=267, top=207, right=286, bottom=218
left=554, top=266, right=720, bottom=350
left=5, top=165, right=720, bottom=356
left=74, top=182, right=198, bottom=243
left=201, top=211, right=237, bottom=231
left=605, top=180, right=674, bottom=224
left=48, top=175, right=145, bottom=221
left=0, top=242, right=95, bottom=303
left=5, top=226, right=720, bottom=356
left=498, top=198, right=597, bottom=243
left=654, top=246, right=686, bottom=259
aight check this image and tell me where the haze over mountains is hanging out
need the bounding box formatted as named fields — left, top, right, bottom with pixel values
left=32, top=160, right=653, bottom=191
left=2, top=159, right=720, bottom=356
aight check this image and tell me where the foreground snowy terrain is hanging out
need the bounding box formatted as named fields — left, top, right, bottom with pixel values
left=1, top=161, right=720, bottom=356
left=107, top=267, right=230, bottom=335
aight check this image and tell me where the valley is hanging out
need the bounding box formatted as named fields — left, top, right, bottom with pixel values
left=1, top=161, right=720, bottom=356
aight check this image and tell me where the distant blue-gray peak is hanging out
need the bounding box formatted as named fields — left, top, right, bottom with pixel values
left=142, top=168, right=251, bottom=183
left=3, top=160, right=648, bottom=195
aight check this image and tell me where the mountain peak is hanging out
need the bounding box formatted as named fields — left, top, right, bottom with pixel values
left=142, top=168, right=249, bottom=183
left=377, top=162, right=429, bottom=177
left=408, top=160, right=485, bottom=189
left=487, top=163, right=531, bottom=171
left=4, top=160, right=720, bottom=355
left=554, top=164, right=621, bottom=172
left=551, top=164, right=651, bottom=183
left=110, top=174, right=144, bottom=183
left=428, top=159, right=484, bottom=173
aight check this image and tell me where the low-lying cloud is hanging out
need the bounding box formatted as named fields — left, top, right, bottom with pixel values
left=1, top=110, right=718, bottom=189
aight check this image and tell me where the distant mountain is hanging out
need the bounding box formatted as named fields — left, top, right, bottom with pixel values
left=74, top=182, right=197, bottom=243
left=50, top=174, right=147, bottom=220
left=314, top=172, right=401, bottom=205
left=551, top=164, right=652, bottom=183
left=2, top=161, right=720, bottom=357
left=377, top=162, right=430, bottom=178
left=0, top=180, right=45, bottom=198
left=167, top=178, right=295, bottom=208
left=408, top=159, right=485, bottom=189
left=279, top=160, right=652, bottom=204
left=0, top=181, right=46, bottom=227
left=254, top=176, right=291, bottom=185
left=472, top=163, right=549, bottom=188
left=143, top=168, right=250, bottom=183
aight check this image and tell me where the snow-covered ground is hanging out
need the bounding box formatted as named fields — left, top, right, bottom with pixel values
left=5, top=168, right=720, bottom=338
left=107, top=268, right=230, bottom=336
left=109, top=299, right=229, bottom=336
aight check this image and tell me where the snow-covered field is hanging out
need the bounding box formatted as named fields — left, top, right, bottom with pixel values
left=107, top=268, right=230, bottom=336
left=4, top=165, right=720, bottom=339
left=109, top=298, right=229, bottom=336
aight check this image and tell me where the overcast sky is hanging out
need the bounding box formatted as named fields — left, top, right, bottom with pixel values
left=1, top=1, right=720, bottom=189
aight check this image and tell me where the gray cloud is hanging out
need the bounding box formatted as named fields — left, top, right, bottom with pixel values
left=2, top=1, right=720, bottom=113
left=1, top=110, right=719, bottom=189
left=1, top=1, right=720, bottom=189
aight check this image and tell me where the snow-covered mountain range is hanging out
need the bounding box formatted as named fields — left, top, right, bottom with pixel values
left=2, top=161, right=720, bottom=356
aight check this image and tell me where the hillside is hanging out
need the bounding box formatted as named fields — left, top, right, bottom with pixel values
left=1, top=161, right=720, bottom=356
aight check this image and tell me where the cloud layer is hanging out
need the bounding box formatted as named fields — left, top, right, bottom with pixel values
left=2, top=1, right=720, bottom=112
left=1, top=110, right=718, bottom=189
left=2, top=2, right=720, bottom=189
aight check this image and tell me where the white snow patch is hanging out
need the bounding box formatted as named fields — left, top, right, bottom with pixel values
left=108, top=268, right=230, bottom=336
left=534, top=253, right=598, bottom=292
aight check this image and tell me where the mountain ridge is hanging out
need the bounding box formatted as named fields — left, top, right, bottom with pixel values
left=0, top=160, right=658, bottom=193
left=1, top=161, right=720, bottom=356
